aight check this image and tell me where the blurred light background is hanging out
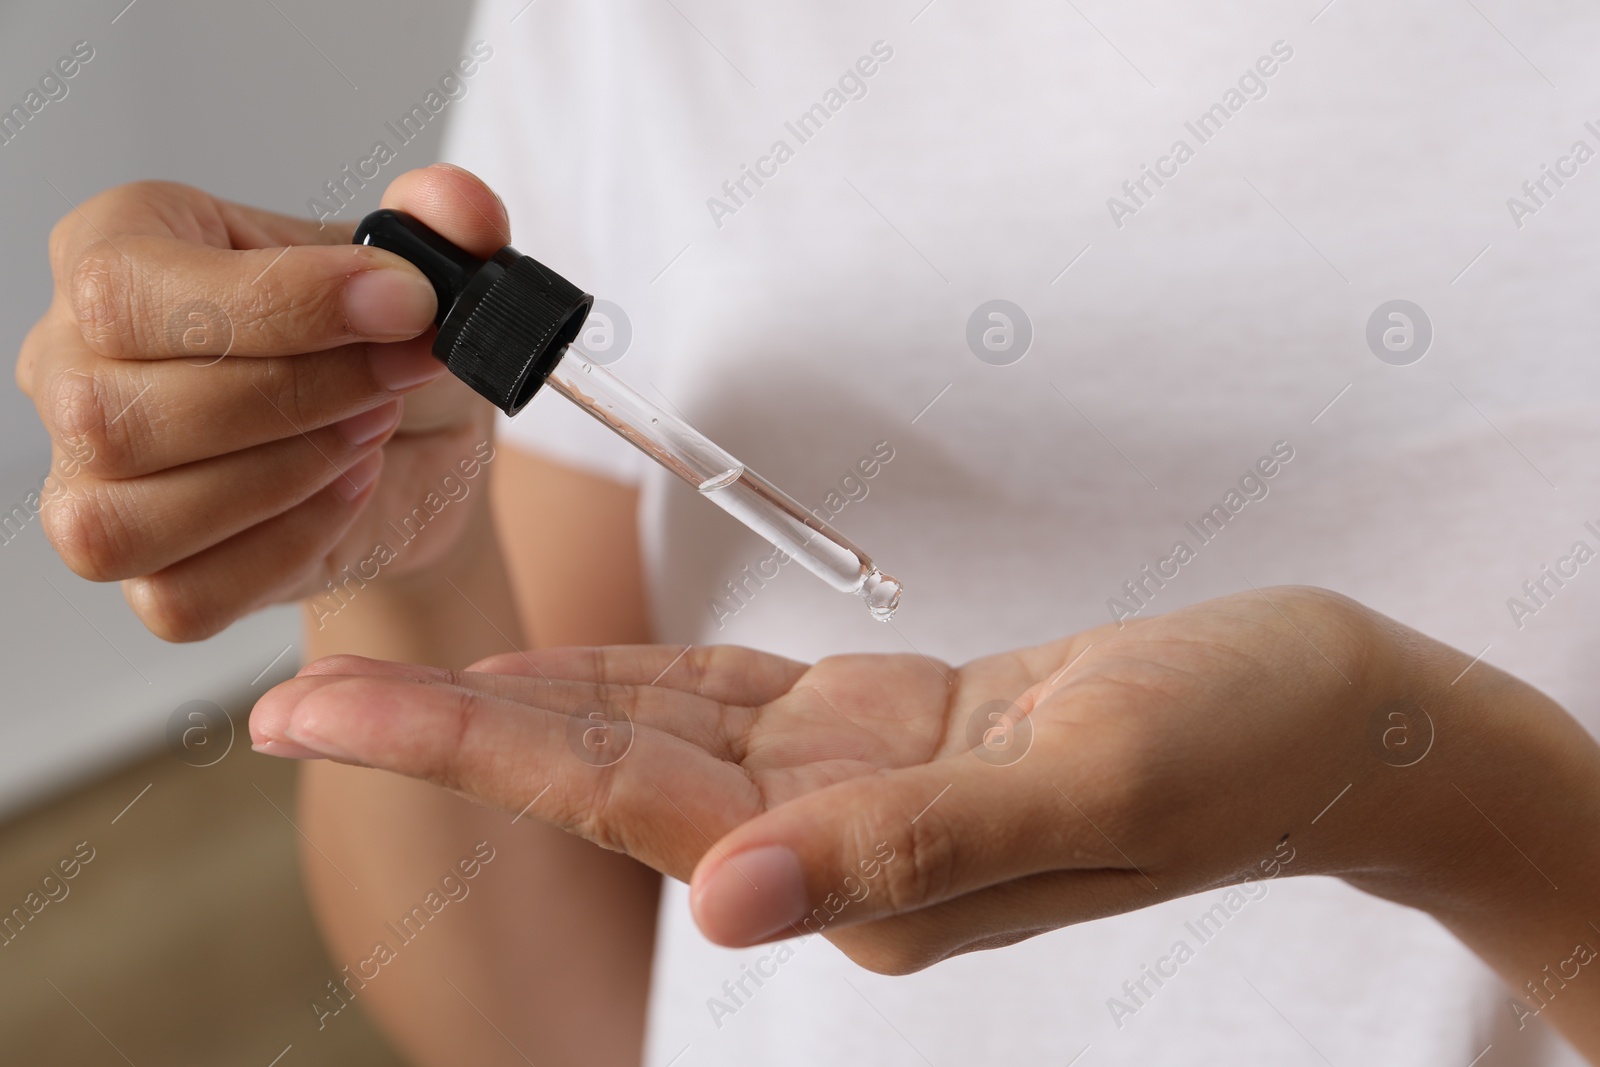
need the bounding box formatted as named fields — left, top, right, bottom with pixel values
left=0, top=1, right=476, bottom=1061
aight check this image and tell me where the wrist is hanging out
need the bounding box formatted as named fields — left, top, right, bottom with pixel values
left=302, top=482, right=524, bottom=666
left=1346, top=612, right=1600, bottom=953
left=1415, top=653, right=1600, bottom=1050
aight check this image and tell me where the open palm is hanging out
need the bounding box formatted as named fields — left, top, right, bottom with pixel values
left=255, top=587, right=1451, bottom=969
left=257, top=632, right=1074, bottom=871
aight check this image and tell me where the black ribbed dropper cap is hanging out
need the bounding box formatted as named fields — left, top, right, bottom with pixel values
left=352, top=209, right=593, bottom=416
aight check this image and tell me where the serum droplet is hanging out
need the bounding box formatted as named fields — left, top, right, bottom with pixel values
left=860, top=569, right=902, bottom=621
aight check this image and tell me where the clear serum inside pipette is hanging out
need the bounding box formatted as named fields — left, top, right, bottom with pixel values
left=547, top=347, right=902, bottom=621
left=350, top=208, right=900, bottom=620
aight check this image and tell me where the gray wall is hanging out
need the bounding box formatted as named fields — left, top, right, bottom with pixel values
left=0, top=0, right=476, bottom=815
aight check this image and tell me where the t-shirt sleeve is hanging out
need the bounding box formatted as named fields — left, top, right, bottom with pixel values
left=436, top=2, right=645, bottom=487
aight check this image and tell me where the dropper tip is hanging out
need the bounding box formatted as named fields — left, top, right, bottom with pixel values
left=860, top=569, right=902, bottom=621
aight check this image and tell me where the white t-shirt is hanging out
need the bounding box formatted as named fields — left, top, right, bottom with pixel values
left=442, top=2, right=1600, bottom=1063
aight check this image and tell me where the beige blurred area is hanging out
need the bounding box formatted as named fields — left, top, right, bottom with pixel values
left=0, top=0, right=478, bottom=1060
left=0, top=707, right=405, bottom=1065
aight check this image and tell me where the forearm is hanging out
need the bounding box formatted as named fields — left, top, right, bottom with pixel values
left=1355, top=628, right=1600, bottom=1059
left=1431, top=679, right=1600, bottom=1056
left=301, top=489, right=523, bottom=668
left=296, top=493, right=658, bottom=1066
left=297, top=763, right=658, bottom=1067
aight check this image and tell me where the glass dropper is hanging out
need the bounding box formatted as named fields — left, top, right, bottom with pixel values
left=546, top=346, right=901, bottom=618
left=352, top=209, right=901, bottom=622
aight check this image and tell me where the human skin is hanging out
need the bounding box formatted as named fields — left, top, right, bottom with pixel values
left=19, top=164, right=1600, bottom=1062
left=17, top=166, right=661, bottom=1067
left=252, top=588, right=1600, bottom=1059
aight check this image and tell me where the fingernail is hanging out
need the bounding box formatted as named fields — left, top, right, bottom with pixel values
left=282, top=722, right=359, bottom=763
left=336, top=401, right=401, bottom=446
left=252, top=739, right=329, bottom=760
left=369, top=345, right=447, bottom=392
left=333, top=450, right=382, bottom=502
left=692, top=845, right=809, bottom=944
left=345, top=269, right=437, bottom=339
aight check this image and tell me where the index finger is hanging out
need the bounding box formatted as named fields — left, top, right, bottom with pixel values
left=62, top=165, right=512, bottom=360
left=251, top=671, right=762, bottom=879
left=71, top=236, right=435, bottom=359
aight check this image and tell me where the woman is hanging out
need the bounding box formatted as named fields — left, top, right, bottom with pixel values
left=18, top=2, right=1600, bottom=1063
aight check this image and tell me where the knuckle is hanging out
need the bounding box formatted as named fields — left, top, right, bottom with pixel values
left=70, top=240, right=143, bottom=358
left=15, top=317, right=49, bottom=398
left=45, top=369, right=133, bottom=477
left=123, top=574, right=220, bottom=643
left=877, top=804, right=959, bottom=917
left=682, top=644, right=721, bottom=694
left=238, top=264, right=342, bottom=352
left=42, top=488, right=134, bottom=582
left=423, top=687, right=480, bottom=796
left=466, top=651, right=532, bottom=676
left=254, top=354, right=314, bottom=428
left=570, top=766, right=631, bottom=855
left=46, top=213, right=77, bottom=271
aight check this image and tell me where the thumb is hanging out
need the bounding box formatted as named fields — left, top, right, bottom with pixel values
left=373, top=163, right=512, bottom=422
left=381, top=162, right=511, bottom=258
left=689, top=756, right=1070, bottom=947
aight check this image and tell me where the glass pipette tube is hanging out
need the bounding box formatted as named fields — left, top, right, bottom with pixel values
left=545, top=347, right=902, bottom=620
left=346, top=208, right=898, bottom=618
